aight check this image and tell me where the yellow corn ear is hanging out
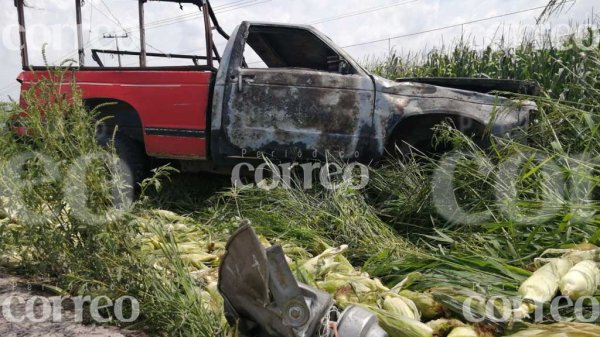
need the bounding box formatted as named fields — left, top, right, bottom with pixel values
left=381, top=294, right=421, bottom=320
left=399, top=290, right=444, bottom=321
left=448, top=326, right=477, bottom=337
left=367, top=305, right=434, bottom=337
left=426, top=319, right=465, bottom=337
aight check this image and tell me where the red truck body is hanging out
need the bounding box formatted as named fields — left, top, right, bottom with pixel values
left=19, top=69, right=213, bottom=160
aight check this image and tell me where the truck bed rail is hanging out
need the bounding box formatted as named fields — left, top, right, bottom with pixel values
left=91, top=49, right=213, bottom=68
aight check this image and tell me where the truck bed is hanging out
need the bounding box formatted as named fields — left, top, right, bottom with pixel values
left=19, top=67, right=214, bottom=159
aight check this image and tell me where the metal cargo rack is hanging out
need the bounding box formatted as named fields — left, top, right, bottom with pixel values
left=14, top=0, right=230, bottom=69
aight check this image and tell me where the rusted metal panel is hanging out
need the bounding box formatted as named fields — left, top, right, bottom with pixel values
left=212, top=22, right=375, bottom=162
left=223, top=69, right=374, bottom=159
left=212, top=22, right=534, bottom=165
left=373, top=76, right=535, bottom=154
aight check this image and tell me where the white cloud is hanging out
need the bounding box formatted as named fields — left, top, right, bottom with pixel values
left=0, top=0, right=596, bottom=100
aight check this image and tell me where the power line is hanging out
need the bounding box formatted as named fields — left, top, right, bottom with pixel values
left=115, top=0, right=268, bottom=33
left=92, top=2, right=169, bottom=55
left=45, top=0, right=269, bottom=65
left=102, top=0, right=271, bottom=64
left=245, top=2, right=556, bottom=65
left=87, top=0, right=94, bottom=44
left=134, top=0, right=255, bottom=28
left=342, top=4, right=554, bottom=49
left=310, top=0, right=420, bottom=25
left=103, top=32, right=128, bottom=66
left=48, top=1, right=132, bottom=65
left=94, top=0, right=169, bottom=53
left=99, top=0, right=127, bottom=33
left=117, top=2, right=233, bottom=30
left=174, top=0, right=419, bottom=62
left=136, top=0, right=272, bottom=32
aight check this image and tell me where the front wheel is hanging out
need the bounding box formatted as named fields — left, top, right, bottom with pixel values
left=386, top=127, right=452, bottom=161
left=386, top=117, right=489, bottom=162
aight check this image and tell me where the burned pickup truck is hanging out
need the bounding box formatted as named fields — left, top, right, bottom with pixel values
left=14, top=0, right=537, bottom=180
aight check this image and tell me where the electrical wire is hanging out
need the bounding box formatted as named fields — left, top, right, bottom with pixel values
left=131, top=0, right=256, bottom=29
left=99, top=0, right=127, bottom=33
left=50, top=0, right=269, bottom=65
left=310, top=0, right=420, bottom=25
left=131, top=0, right=272, bottom=33
left=342, top=3, right=555, bottom=48
left=87, top=0, right=94, bottom=44
left=91, top=2, right=169, bottom=56
left=245, top=2, right=559, bottom=65
left=29, top=1, right=562, bottom=69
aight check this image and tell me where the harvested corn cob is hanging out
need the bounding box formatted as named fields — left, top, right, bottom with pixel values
left=518, top=258, right=572, bottom=314
left=448, top=326, right=477, bottom=337
left=559, top=260, right=600, bottom=300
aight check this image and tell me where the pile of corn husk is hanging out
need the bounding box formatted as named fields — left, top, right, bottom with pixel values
left=4, top=207, right=591, bottom=337
left=136, top=213, right=455, bottom=337
left=517, top=245, right=600, bottom=317
left=133, top=212, right=600, bottom=337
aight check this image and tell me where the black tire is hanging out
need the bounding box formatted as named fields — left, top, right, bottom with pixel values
left=386, top=127, right=447, bottom=161
left=96, top=132, right=149, bottom=190
left=386, top=118, right=487, bottom=161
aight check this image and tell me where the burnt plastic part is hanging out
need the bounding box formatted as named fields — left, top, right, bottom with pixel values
left=396, top=77, right=541, bottom=96
left=218, top=223, right=333, bottom=337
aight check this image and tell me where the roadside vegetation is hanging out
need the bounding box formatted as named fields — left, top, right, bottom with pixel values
left=1, top=22, right=599, bottom=336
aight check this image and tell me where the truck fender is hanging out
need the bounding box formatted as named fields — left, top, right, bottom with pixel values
left=385, top=113, right=487, bottom=155
left=84, top=98, right=144, bottom=143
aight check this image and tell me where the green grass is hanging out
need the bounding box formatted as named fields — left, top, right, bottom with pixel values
left=0, top=68, right=224, bottom=335
left=357, top=26, right=600, bottom=296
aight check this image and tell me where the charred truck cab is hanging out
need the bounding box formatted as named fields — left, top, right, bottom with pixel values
left=213, top=22, right=536, bottom=165
left=14, top=0, right=537, bottom=176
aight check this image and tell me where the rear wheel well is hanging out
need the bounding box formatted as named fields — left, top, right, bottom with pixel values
left=386, top=114, right=488, bottom=155
left=85, top=98, right=144, bottom=143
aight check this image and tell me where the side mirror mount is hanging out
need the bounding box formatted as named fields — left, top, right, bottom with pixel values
left=327, top=55, right=351, bottom=75
left=338, top=60, right=350, bottom=75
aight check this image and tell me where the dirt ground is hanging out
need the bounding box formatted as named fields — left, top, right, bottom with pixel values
left=0, top=274, right=148, bottom=337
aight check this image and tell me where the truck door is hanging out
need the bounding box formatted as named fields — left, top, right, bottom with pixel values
left=212, top=22, right=375, bottom=163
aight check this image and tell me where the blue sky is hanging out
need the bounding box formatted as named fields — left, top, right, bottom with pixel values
left=0, top=0, right=596, bottom=100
